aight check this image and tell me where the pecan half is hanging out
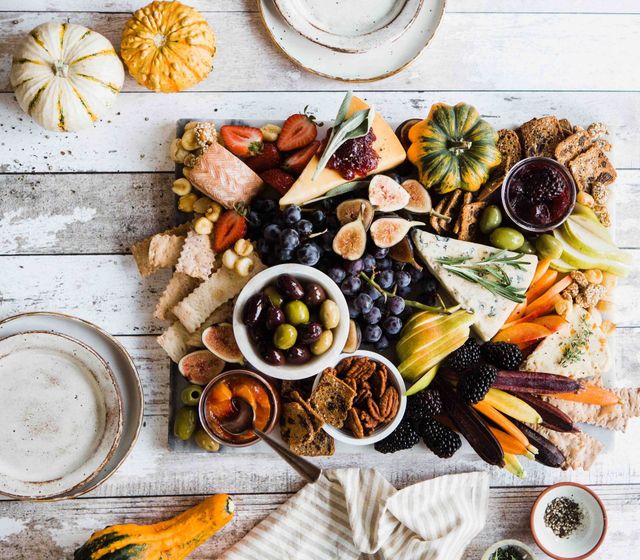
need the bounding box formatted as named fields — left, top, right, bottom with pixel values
left=370, top=364, right=388, bottom=399
left=359, top=409, right=379, bottom=432
left=346, top=407, right=364, bottom=438
left=379, top=386, right=400, bottom=422
left=345, top=358, right=376, bottom=381
left=366, top=398, right=383, bottom=422
left=335, top=357, right=358, bottom=377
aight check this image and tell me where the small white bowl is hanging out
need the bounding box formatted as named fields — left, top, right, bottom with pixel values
left=530, top=482, right=607, bottom=560
left=233, top=264, right=350, bottom=381
left=312, top=350, right=407, bottom=446
left=481, top=539, right=536, bottom=560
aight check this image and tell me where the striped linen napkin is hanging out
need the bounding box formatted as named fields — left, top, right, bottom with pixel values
left=220, top=468, right=489, bottom=560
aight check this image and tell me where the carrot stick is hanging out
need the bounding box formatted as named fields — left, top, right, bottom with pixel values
left=552, top=383, right=620, bottom=406
left=490, top=427, right=530, bottom=456
left=526, top=269, right=558, bottom=303
left=524, top=275, right=573, bottom=316
left=531, top=258, right=551, bottom=285
left=473, top=400, right=529, bottom=448
left=505, top=298, right=528, bottom=324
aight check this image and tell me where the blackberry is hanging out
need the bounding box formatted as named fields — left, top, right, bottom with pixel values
left=374, top=418, right=420, bottom=454
left=406, top=389, right=443, bottom=424
left=420, top=417, right=462, bottom=459
left=481, top=342, right=523, bottom=370
left=458, top=364, right=498, bottom=404
left=444, top=338, right=481, bottom=372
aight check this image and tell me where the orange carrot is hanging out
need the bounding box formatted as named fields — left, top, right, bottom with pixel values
left=530, top=315, right=568, bottom=333
left=490, top=427, right=529, bottom=456
left=553, top=383, right=619, bottom=406
left=505, top=298, right=528, bottom=324
left=474, top=400, right=529, bottom=448
left=526, top=269, right=558, bottom=303
left=531, top=258, right=551, bottom=285
left=524, top=275, right=572, bottom=316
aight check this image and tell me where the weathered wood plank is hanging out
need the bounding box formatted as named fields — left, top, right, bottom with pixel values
left=1, top=12, right=640, bottom=93
left=1, top=486, right=638, bottom=559
left=1, top=91, right=639, bottom=173
left=2, top=170, right=638, bottom=254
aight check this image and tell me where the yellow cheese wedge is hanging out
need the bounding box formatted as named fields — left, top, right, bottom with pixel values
left=279, top=97, right=406, bottom=206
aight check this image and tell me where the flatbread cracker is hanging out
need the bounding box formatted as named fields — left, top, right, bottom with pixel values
left=458, top=201, right=487, bottom=241
left=175, top=231, right=216, bottom=280
left=568, top=146, right=617, bottom=193
left=149, top=234, right=185, bottom=269
left=172, top=253, right=266, bottom=332
left=554, top=129, right=593, bottom=165
left=131, top=223, right=191, bottom=277
left=477, top=174, right=505, bottom=202
left=157, top=321, right=192, bottom=363
left=280, top=402, right=315, bottom=445
left=185, top=299, right=235, bottom=347
left=155, top=271, right=200, bottom=322
left=309, top=370, right=356, bottom=428
left=534, top=426, right=603, bottom=471
left=519, top=116, right=564, bottom=158
left=290, top=429, right=335, bottom=457
left=291, top=391, right=324, bottom=432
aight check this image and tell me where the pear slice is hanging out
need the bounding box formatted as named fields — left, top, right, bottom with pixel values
left=553, top=229, right=631, bottom=277
left=562, top=219, right=630, bottom=263
left=569, top=213, right=613, bottom=243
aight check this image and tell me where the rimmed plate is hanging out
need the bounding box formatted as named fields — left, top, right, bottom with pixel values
left=0, top=331, right=122, bottom=499
left=258, top=0, right=446, bottom=82
left=273, top=0, right=424, bottom=54
left=0, top=312, right=144, bottom=500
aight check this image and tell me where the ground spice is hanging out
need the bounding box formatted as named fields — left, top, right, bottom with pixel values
left=544, top=496, right=584, bottom=538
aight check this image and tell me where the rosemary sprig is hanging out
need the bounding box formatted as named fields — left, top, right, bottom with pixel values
left=435, top=250, right=529, bottom=303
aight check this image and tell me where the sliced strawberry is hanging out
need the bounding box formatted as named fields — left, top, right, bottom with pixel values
left=219, top=125, right=263, bottom=158
left=277, top=114, right=317, bottom=151
left=261, top=169, right=295, bottom=196
left=212, top=209, right=248, bottom=253
left=282, top=140, right=321, bottom=175
left=245, top=143, right=281, bottom=173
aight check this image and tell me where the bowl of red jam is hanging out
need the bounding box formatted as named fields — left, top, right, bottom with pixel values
left=199, top=370, right=280, bottom=447
left=502, top=157, right=576, bottom=233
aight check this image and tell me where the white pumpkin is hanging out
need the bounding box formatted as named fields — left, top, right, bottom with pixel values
left=10, top=22, right=124, bottom=132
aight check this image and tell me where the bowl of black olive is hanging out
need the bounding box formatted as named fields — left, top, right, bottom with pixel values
left=233, top=264, right=350, bottom=380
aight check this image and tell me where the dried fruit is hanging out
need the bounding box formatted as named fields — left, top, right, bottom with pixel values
left=370, top=218, right=424, bottom=248
left=336, top=199, right=374, bottom=230
left=202, top=323, right=243, bottom=364
left=368, top=174, right=410, bottom=212
left=333, top=219, right=367, bottom=260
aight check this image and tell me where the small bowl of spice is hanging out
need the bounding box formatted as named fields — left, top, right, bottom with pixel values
left=530, top=482, right=607, bottom=560
left=481, top=539, right=536, bottom=560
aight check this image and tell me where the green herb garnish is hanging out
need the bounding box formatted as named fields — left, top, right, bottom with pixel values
left=301, top=180, right=369, bottom=206
left=560, top=313, right=592, bottom=367
left=435, top=250, right=529, bottom=303
left=490, top=546, right=527, bottom=560
left=312, top=91, right=376, bottom=180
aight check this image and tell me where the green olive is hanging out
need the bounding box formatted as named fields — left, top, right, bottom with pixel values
left=181, top=384, right=203, bottom=406
left=319, top=299, right=340, bottom=330
left=479, top=204, right=503, bottom=234
left=489, top=227, right=525, bottom=251
left=284, top=300, right=309, bottom=326
left=536, top=233, right=564, bottom=260
left=519, top=239, right=537, bottom=255
left=173, top=407, right=197, bottom=441
left=264, top=286, right=283, bottom=307
left=310, top=330, right=333, bottom=356
left=273, top=323, right=298, bottom=350
left=194, top=429, right=220, bottom=452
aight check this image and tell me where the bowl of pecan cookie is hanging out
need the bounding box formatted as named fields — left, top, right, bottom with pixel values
left=311, top=351, right=406, bottom=446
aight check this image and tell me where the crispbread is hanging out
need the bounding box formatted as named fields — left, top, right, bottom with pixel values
left=289, top=428, right=335, bottom=457
left=495, top=129, right=521, bottom=173
left=185, top=299, right=235, bottom=347
left=280, top=402, right=315, bottom=445
left=568, top=146, right=617, bottom=193
left=149, top=234, right=185, bottom=269
left=172, top=253, right=266, bottom=332
left=534, top=426, right=603, bottom=471
left=519, top=116, right=564, bottom=158
left=291, top=391, right=324, bottom=432
left=309, top=370, right=356, bottom=428
left=131, top=223, right=191, bottom=277
left=558, top=118, right=574, bottom=138
left=155, top=271, right=201, bottom=322
left=457, top=201, right=488, bottom=241
left=554, top=129, right=593, bottom=165
left=157, top=321, right=191, bottom=363
left=175, top=231, right=216, bottom=280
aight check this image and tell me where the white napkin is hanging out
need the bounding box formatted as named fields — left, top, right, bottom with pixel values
left=220, top=469, right=489, bottom=560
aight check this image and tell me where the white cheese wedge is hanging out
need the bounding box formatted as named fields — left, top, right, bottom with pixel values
left=412, top=230, right=538, bottom=341
left=521, top=307, right=610, bottom=379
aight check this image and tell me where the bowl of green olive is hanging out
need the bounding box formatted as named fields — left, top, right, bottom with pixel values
left=233, top=264, right=350, bottom=380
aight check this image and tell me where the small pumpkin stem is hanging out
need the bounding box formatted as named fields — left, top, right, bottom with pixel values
left=447, top=139, right=473, bottom=155
left=53, top=60, right=69, bottom=78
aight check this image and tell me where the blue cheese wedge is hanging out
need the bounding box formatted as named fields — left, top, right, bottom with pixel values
left=521, top=307, right=610, bottom=379
left=412, top=230, right=537, bottom=341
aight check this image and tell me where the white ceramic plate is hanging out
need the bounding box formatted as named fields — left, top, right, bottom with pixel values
left=0, top=312, right=143, bottom=500
left=258, top=0, right=446, bottom=81
left=273, top=0, right=424, bottom=54
left=0, top=331, right=122, bottom=499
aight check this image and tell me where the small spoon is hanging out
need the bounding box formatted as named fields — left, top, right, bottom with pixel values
left=220, top=397, right=322, bottom=483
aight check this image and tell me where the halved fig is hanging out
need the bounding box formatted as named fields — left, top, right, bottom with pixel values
left=178, top=349, right=225, bottom=385
left=342, top=320, right=361, bottom=353
left=370, top=217, right=425, bottom=248
left=401, top=179, right=433, bottom=214
left=336, top=198, right=374, bottom=230
left=389, top=237, right=423, bottom=271
left=368, top=175, right=410, bottom=212
left=395, top=119, right=421, bottom=150
left=202, top=323, right=244, bottom=364
left=333, top=219, right=367, bottom=260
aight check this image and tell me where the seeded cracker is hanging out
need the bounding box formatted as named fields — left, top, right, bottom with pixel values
left=495, top=129, right=522, bottom=174
left=280, top=402, right=315, bottom=445
left=131, top=223, right=191, bottom=277
left=157, top=321, right=192, bottom=363
left=155, top=271, right=201, bottom=321
left=457, top=201, right=487, bottom=241
left=519, top=116, right=564, bottom=158
left=568, top=146, right=617, bottom=193
left=309, top=370, right=356, bottom=428
left=554, top=129, right=593, bottom=165
left=291, top=390, right=324, bottom=432
left=289, top=429, right=335, bottom=457
left=175, top=230, right=216, bottom=280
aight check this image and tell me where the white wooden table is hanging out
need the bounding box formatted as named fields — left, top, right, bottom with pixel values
left=1, top=1, right=640, bottom=558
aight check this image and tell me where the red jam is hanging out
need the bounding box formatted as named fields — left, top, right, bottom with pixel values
left=326, top=128, right=379, bottom=180
left=503, top=158, right=576, bottom=232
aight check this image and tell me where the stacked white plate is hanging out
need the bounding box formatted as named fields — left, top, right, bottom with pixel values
left=0, top=313, right=143, bottom=500
left=258, top=0, right=446, bottom=81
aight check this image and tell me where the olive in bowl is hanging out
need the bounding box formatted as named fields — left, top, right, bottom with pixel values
left=233, top=264, right=349, bottom=380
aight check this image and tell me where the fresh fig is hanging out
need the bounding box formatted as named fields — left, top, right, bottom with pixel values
left=342, top=320, right=361, bottom=353
left=332, top=219, right=367, bottom=261
left=178, top=349, right=225, bottom=385
left=202, top=323, right=244, bottom=364
left=389, top=237, right=423, bottom=271
left=395, top=119, right=421, bottom=150
left=370, top=218, right=425, bottom=248
left=336, top=199, right=374, bottom=230
left=368, top=175, right=410, bottom=212
left=401, top=179, right=432, bottom=214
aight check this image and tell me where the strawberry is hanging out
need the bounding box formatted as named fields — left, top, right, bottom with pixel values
left=282, top=140, right=321, bottom=175
left=261, top=169, right=295, bottom=196
left=277, top=114, right=317, bottom=151
left=212, top=209, right=248, bottom=253
left=245, top=142, right=281, bottom=173
left=219, top=125, right=263, bottom=158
